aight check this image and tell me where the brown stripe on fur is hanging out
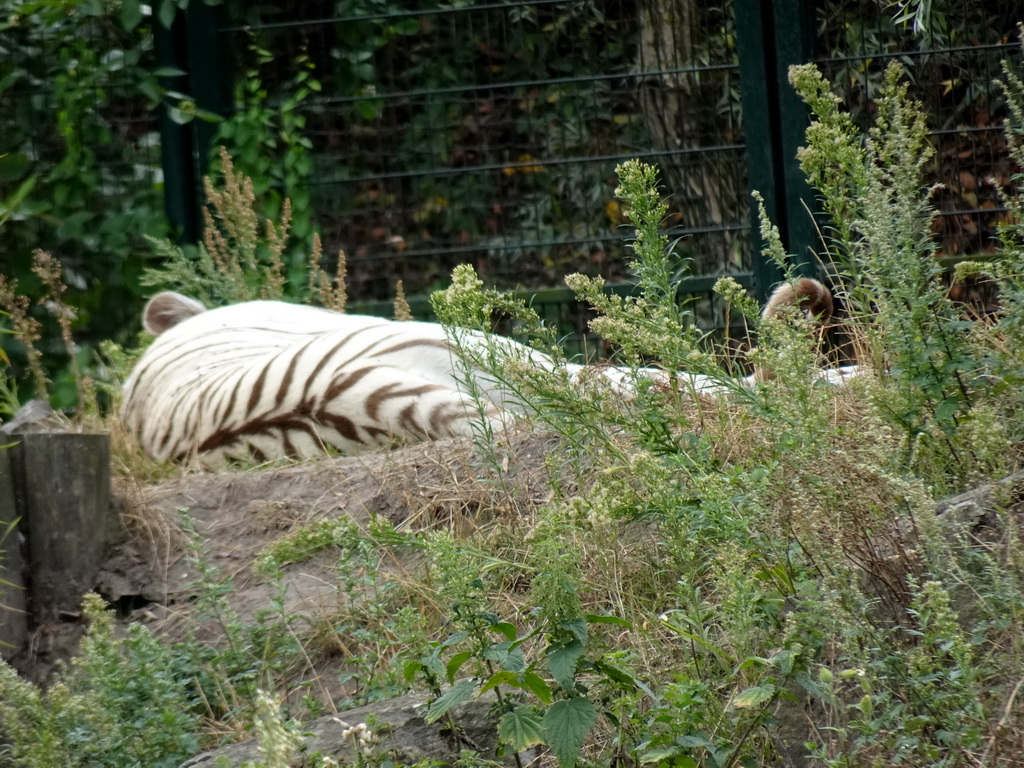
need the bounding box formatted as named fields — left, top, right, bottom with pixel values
left=373, top=337, right=451, bottom=356
left=274, top=339, right=315, bottom=409
left=323, top=366, right=376, bottom=403
left=429, top=402, right=463, bottom=436
left=246, top=359, right=273, bottom=415
left=316, top=410, right=362, bottom=442
left=362, top=425, right=391, bottom=440
left=301, top=327, right=385, bottom=402
left=365, top=382, right=445, bottom=421
left=206, top=368, right=244, bottom=425
left=282, top=428, right=298, bottom=458
left=198, top=411, right=325, bottom=457
left=397, top=402, right=425, bottom=437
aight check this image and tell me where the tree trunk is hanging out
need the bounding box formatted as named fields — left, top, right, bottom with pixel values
left=637, top=0, right=744, bottom=277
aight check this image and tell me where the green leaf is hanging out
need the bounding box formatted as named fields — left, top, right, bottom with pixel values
left=445, top=651, right=473, bottom=683
left=770, top=648, right=798, bottom=676
left=731, top=684, right=775, bottom=709
left=167, top=106, right=193, bottom=125
left=158, top=0, right=177, bottom=28
left=584, top=614, right=632, bottom=629
left=491, top=621, right=518, bottom=641
left=153, top=67, right=187, bottom=78
left=402, top=660, right=423, bottom=682
left=392, top=17, right=420, bottom=35
left=591, top=659, right=657, bottom=700
left=480, top=670, right=519, bottom=695
left=548, top=638, right=584, bottom=691
left=521, top=672, right=553, bottom=704
left=639, top=747, right=695, bottom=766
left=120, top=0, right=143, bottom=30
left=499, top=706, right=545, bottom=751
left=0, top=153, right=30, bottom=183
left=935, top=397, right=960, bottom=422
left=426, top=679, right=476, bottom=723
left=0, top=176, right=37, bottom=226
left=484, top=641, right=526, bottom=673
left=561, top=619, right=588, bottom=642
left=542, top=698, right=597, bottom=767
left=677, top=733, right=713, bottom=749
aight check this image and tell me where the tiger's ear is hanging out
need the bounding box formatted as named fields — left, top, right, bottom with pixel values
left=144, top=292, right=207, bottom=336
left=762, top=278, right=833, bottom=322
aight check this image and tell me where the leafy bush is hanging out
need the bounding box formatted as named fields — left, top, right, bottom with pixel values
left=0, top=0, right=169, bottom=402
left=0, top=594, right=201, bottom=767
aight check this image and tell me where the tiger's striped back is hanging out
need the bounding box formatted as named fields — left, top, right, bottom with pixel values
left=121, top=293, right=513, bottom=465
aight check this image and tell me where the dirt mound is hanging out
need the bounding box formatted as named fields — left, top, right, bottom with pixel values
left=12, top=430, right=561, bottom=682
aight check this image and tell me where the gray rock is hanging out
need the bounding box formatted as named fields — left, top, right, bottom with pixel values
left=180, top=689, right=516, bottom=768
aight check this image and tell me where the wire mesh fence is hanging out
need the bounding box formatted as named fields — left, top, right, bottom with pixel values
left=215, top=0, right=750, bottom=347
left=209, top=1, right=1024, bottom=346
left=816, top=2, right=1023, bottom=262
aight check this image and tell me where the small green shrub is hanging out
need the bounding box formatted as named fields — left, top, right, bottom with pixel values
left=0, top=594, right=201, bottom=768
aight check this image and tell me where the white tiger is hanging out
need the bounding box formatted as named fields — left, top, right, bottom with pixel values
left=121, top=283, right=858, bottom=466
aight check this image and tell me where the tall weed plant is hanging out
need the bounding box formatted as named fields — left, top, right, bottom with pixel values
left=428, top=61, right=1024, bottom=766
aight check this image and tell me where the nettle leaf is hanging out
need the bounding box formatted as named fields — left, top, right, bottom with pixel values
left=522, top=672, right=553, bottom=704
left=584, top=614, right=632, bottom=629
left=548, top=638, right=584, bottom=691
left=403, top=660, right=423, bottom=682
left=591, top=659, right=657, bottom=701
left=426, top=679, right=476, bottom=723
left=446, top=651, right=473, bottom=683
left=484, top=641, right=527, bottom=673
left=480, top=670, right=519, bottom=695
left=639, top=747, right=696, bottom=766
left=677, top=733, right=713, bottom=749
left=731, top=684, right=775, bottom=709
left=543, top=698, right=597, bottom=767
left=499, top=706, right=545, bottom=751
left=935, top=397, right=960, bottom=422
left=561, top=619, right=588, bottom=642
left=491, top=621, right=519, bottom=641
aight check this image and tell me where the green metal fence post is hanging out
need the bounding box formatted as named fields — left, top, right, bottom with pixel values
left=771, top=0, right=818, bottom=277
left=154, top=13, right=200, bottom=243
left=185, top=2, right=232, bottom=178
left=735, top=0, right=783, bottom=301
left=736, top=0, right=818, bottom=301
left=154, top=3, right=230, bottom=245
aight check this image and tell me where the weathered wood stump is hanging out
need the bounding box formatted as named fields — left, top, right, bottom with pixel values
left=0, top=444, right=28, bottom=657
left=3, top=433, right=112, bottom=631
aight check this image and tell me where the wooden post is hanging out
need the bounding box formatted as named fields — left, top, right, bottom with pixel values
left=9, top=433, right=112, bottom=624
left=0, top=445, right=28, bottom=658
